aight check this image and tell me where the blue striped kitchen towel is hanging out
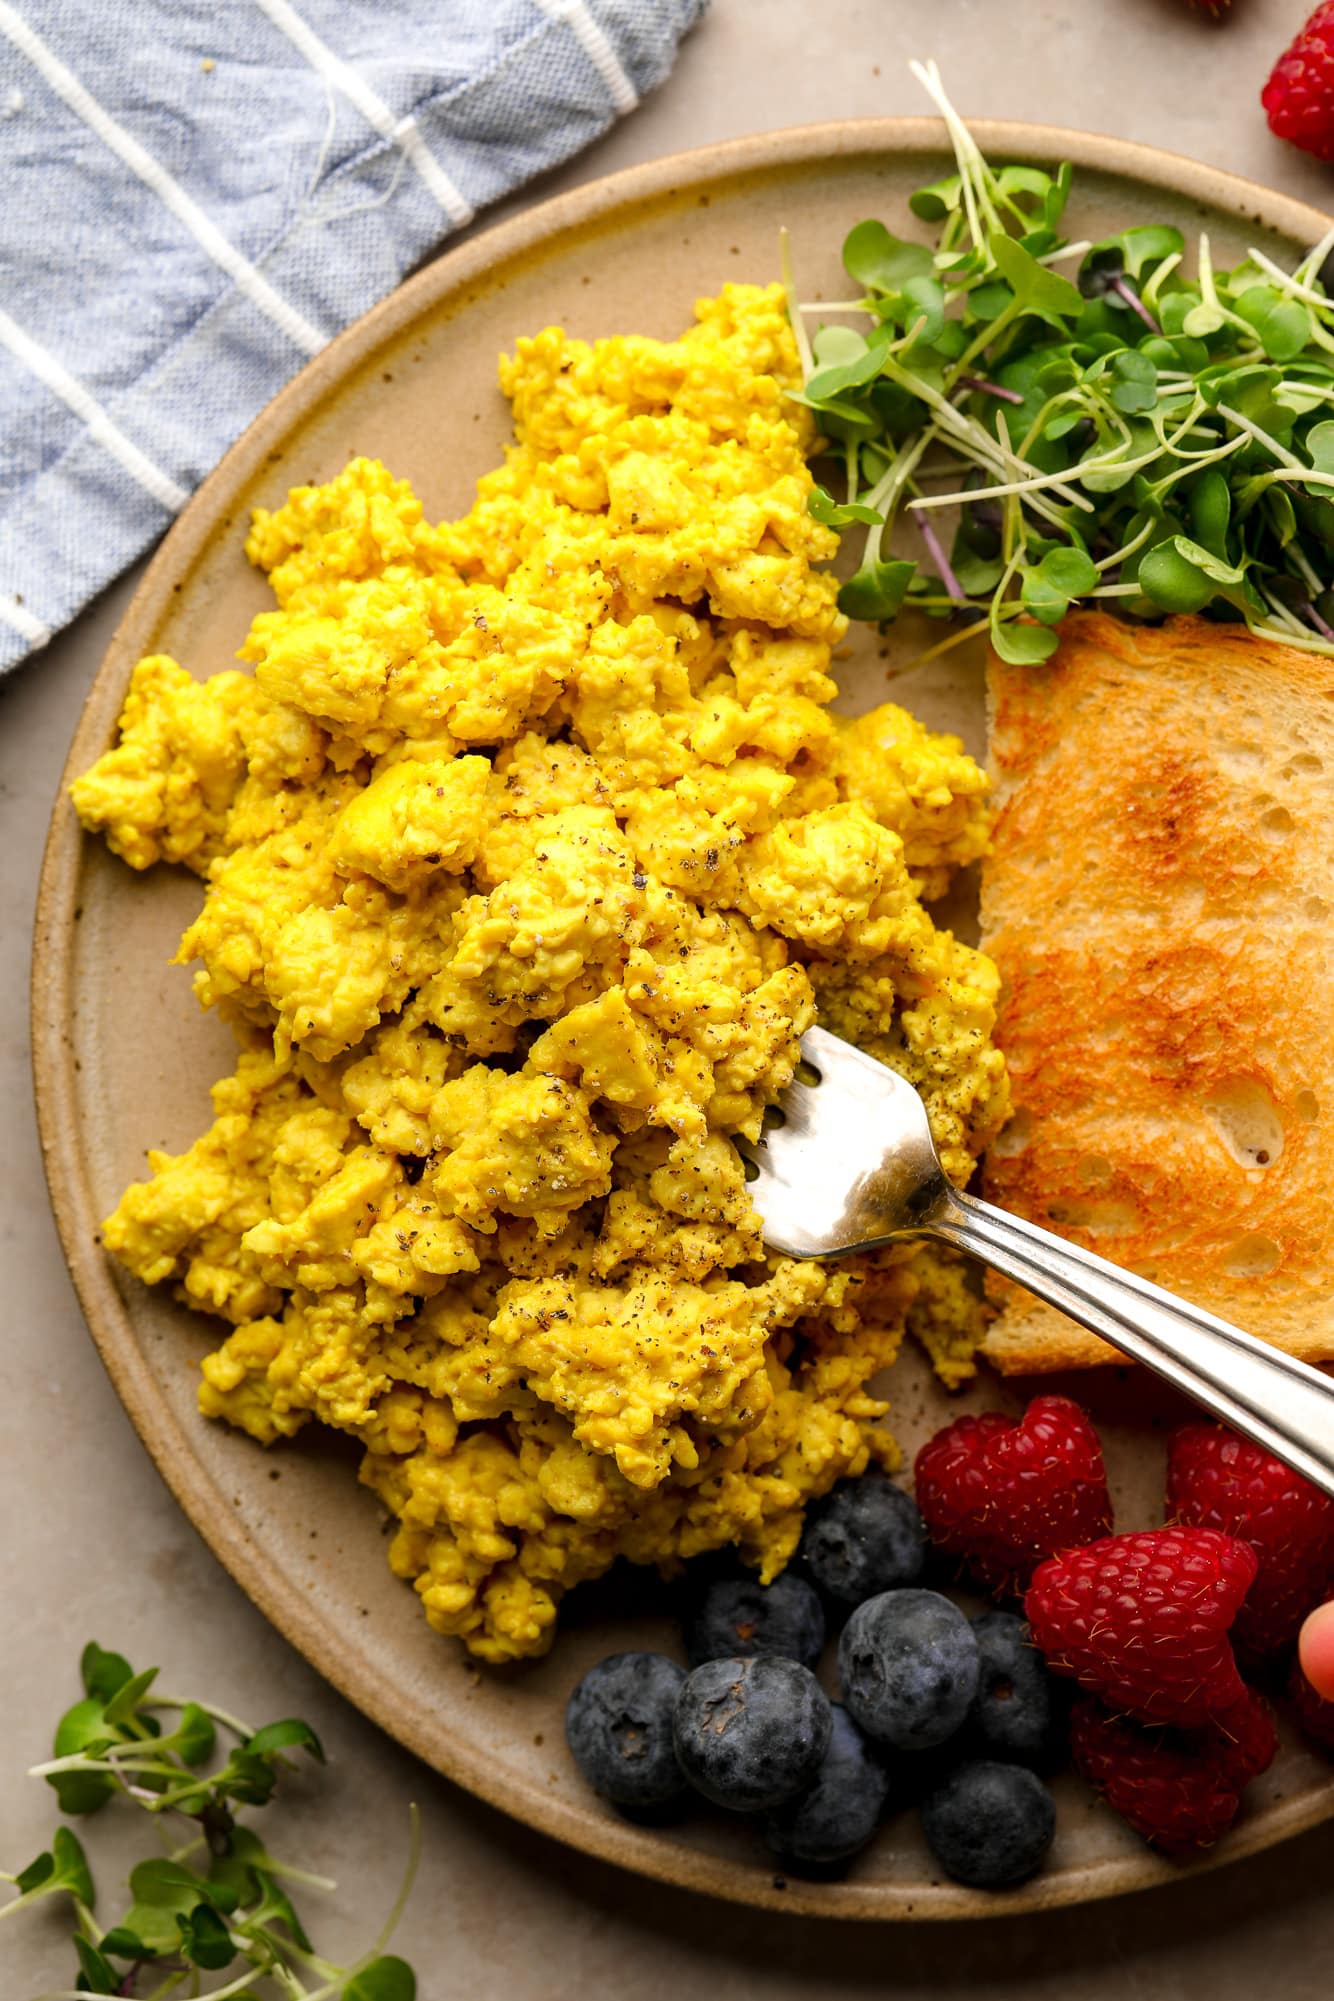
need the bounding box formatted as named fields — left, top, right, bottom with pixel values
left=0, top=0, right=707, bottom=672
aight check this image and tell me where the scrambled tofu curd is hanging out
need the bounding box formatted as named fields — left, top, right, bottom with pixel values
left=73, top=285, right=1008, bottom=1661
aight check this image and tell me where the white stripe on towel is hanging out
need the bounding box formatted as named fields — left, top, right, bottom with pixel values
left=0, top=591, right=52, bottom=647
left=0, top=306, right=190, bottom=514
left=252, top=0, right=475, bottom=227
left=0, top=0, right=326, bottom=356
left=533, top=0, right=639, bottom=114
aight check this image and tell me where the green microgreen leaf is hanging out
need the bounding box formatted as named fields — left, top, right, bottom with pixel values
left=220, top=1751, right=281, bottom=1806
left=53, top=1698, right=115, bottom=1760
left=79, top=1645, right=135, bottom=1705
left=967, top=280, right=1012, bottom=323
left=949, top=542, right=1005, bottom=596
left=1119, top=224, right=1185, bottom=278
left=54, top=1828, right=95, bottom=1909
left=101, top=1667, right=159, bottom=1729
left=811, top=323, right=869, bottom=370
left=1305, top=419, right=1334, bottom=475
left=988, top=233, right=1084, bottom=325
left=1232, top=284, right=1312, bottom=363
left=798, top=391, right=881, bottom=441
left=1080, top=225, right=1184, bottom=299
left=894, top=274, right=945, bottom=346
left=807, top=485, right=884, bottom=529
left=343, top=1955, right=418, bottom=2001
left=12, top=1827, right=94, bottom=1908
left=98, top=1925, right=156, bottom=1959
left=1189, top=469, right=1232, bottom=556
left=805, top=326, right=895, bottom=401
left=907, top=171, right=962, bottom=223
left=176, top=1901, right=237, bottom=1971
left=72, top=1934, right=117, bottom=1995
left=175, top=1702, right=217, bottom=1768
left=121, top=1859, right=241, bottom=1957
left=13, top=1849, right=55, bottom=1896
left=842, top=218, right=934, bottom=292
left=1020, top=546, right=1099, bottom=625
left=248, top=1866, right=313, bottom=1952
left=1182, top=295, right=1228, bottom=338
left=989, top=608, right=1060, bottom=663
left=837, top=558, right=917, bottom=622
left=1108, top=349, right=1158, bottom=414
left=243, top=1718, right=326, bottom=1765
left=49, top=1699, right=119, bottom=1815
left=206, top=1825, right=267, bottom=1901
left=1138, top=534, right=1246, bottom=613
left=1265, top=483, right=1298, bottom=548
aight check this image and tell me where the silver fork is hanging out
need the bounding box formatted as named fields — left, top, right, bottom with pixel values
left=742, top=1026, right=1334, bottom=1501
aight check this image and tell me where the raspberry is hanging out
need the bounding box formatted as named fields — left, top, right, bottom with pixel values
left=1211, top=1690, right=1282, bottom=1787
left=913, top=1396, right=1112, bottom=1596
left=1166, top=1423, right=1334, bottom=1657
left=1263, top=2, right=1334, bottom=160
left=1070, top=1689, right=1277, bottom=1858
left=1024, top=1527, right=1257, bottom=1727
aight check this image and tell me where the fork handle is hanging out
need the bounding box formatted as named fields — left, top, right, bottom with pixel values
left=929, top=1187, right=1334, bottom=1502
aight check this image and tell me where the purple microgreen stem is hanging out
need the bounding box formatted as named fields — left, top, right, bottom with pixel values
left=957, top=374, right=1025, bottom=404
left=914, top=512, right=966, bottom=603
left=1108, top=275, right=1159, bottom=333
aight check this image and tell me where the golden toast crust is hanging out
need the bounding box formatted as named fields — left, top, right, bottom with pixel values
left=981, top=612, right=1334, bottom=1372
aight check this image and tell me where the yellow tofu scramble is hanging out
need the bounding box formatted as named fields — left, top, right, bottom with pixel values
left=73, top=284, right=1009, bottom=1662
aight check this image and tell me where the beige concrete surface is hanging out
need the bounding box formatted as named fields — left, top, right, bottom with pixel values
left=4, top=1, right=1333, bottom=1992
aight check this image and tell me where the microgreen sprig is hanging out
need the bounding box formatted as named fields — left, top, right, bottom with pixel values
left=791, top=61, right=1334, bottom=661
left=2, top=1644, right=417, bottom=2001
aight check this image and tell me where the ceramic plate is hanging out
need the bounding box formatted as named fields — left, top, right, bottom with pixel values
left=33, top=119, right=1334, bottom=1918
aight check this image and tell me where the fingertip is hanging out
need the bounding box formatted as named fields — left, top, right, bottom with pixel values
left=1298, top=1598, right=1334, bottom=1702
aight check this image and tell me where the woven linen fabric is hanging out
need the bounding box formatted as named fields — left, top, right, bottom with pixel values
left=0, top=0, right=706, bottom=672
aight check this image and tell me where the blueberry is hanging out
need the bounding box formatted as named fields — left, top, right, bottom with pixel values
left=685, top=1571, right=826, bottom=1670
left=565, top=1652, right=689, bottom=1813
left=920, top=1760, right=1056, bottom=1889
left=838, top=1588, right=979, bottom=1752
left=966, top=1611, right=1064, bottom=1768
left=673, top=1656, right=832, bottom=1811
left=765, top=1703, right=889, bottom=1873
left=799, top=1473, right=927, bottom=1608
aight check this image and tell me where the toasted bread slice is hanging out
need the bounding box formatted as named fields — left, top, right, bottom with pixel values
left=980, top=612, right=1334, bottom=1373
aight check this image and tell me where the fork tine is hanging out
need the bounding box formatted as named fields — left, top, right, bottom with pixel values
left=739, top=1026, right=949, bottom=1258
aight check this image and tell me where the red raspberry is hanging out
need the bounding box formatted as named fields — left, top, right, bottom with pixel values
left=1024, top=1527, right=1257, bottom=1727
left=1263, top=3, right=1334, bottom=160
left=1166, top=1424, right=1334, bottom=1658
left=1212, top=1689, right=1281, bottom=1786
left=1070, top=1689, right=1277, bottom=1858
left=913, top=1395, right=1112, bottom=1596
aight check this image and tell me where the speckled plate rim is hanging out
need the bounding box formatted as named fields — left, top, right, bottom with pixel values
left=32, top=117, right=1334, bottom=1921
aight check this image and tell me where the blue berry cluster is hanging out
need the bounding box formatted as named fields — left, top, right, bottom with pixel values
left=564, top=1471, right=1063, bottom=1886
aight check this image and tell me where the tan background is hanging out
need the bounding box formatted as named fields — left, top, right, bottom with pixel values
left=5, top=0, right=1334, bottom=1991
